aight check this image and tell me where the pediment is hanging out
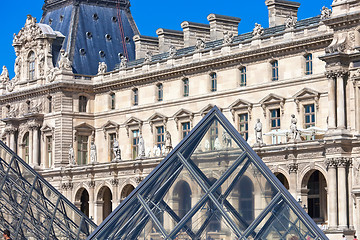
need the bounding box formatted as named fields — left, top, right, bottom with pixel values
left=148, top=113, right=167, bottom=123
left=293, top=88, right=320, bottom=99
left=229, top=99, right=252, bottom=110
left=74, top=122, right=95, bottom=131
left=102, top=120, right=120, bottom=130
left=173, top=109, right=193, bottom=119
left=40, top=123, right=54, bottom=132
left=200, top=104, right=222, bottom=117
left=124, top=117, right=142, bottom=126
left=260, top=94, right=285, bottom=105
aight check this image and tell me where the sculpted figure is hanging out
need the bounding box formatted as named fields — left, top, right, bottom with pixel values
left=0, top=66, right=9, bottom=84
left=120, top=56, right=128, bottom=69
left=58, top=49, right=72, bottom=71
left=113, top=139, right=121, bottom=161
left=68, top=145, right=76, bottom=165
left=168, top=45, right=177, bottom=58
left=290, top=114, right=301, bottom=141
left=97, top=62, right=107, bottom=74
left=285, top=16, right=296, bottom=29
left=144, top=51, right=152, bottom=63
left=90, top=142, right=97, bottom=163
left=137, top=134, right=146, bottom=159
left=223, top=31, right=234, bottom=45
left=195, top=38, right=205, bottom=50
left=222, top=131, right=232, bottom=148
left=165, top=131, right=173, bottom=154
left=252, top=23, right=264, bottom=37
left=254, top=119, right=263, bottom=145
left=214, top=137, right=222, bottom=150
left=14, top=57, right=22, bottom=78
left=320, top=6, right=332, bottom=19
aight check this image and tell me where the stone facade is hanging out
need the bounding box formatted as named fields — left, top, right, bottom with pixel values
left=2, top=0, right=360, bottom=239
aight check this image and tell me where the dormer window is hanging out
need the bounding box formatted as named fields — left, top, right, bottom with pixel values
left=28, top=51, right=35, bottom=80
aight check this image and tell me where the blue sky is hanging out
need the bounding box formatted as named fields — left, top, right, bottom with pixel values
left=0, top=0, right=332, bottom=77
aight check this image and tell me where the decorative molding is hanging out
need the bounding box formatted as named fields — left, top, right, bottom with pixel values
left=259, top=94, right=285, bottom=117
left=173, top=109, right=194, bottom=130
left=148, top=113, right=168, bottom=133
left=229, top=99, right=253, bottom=122
left=124, top=117, right=142, bottom=137
left=293, top=88, right=321, bottom=112
left=102, top=120, right=120, bottom=139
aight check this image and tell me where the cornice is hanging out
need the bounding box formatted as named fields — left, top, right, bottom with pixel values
left=322, top=11, right=360, bottom=30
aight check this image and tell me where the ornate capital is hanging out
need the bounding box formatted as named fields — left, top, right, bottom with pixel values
left=325, top=71, right=336, bottom=79
left=287, top=163, right=298, bottom=173
left=325, top=158, right=339, bottom=169
left=61, top=182, right=73, bottom=190
left=110, top=179, right=119, bottom=186
left=88, top=180, right=95, bottom=188
left=338, top=157, right=352, bottom=168
left=336, top=70, right=349, bottom=78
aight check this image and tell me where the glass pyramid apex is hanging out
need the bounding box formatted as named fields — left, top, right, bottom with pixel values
left=0, top=141, right=97, bottom=239
left=88, top=106, right=327, bottom=240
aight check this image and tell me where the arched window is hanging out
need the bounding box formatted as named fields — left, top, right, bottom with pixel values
left=240, top=66, right=247, bottom=86
left=305, top=54, right=313, bottom=75
left=79, top=96, right=87, bottom=112
left=271, top=60, right=278, bottom=81
left=183, top=78, right=189, bottom=97
left=174, top=181, right=192, bottom=221
left=133, top=88, right=138, bottom=106
left=80, top=189, right=89, bottom=217
left=28, top=51, right=35, bottom=80
left=157, top=83, right=163, bottom=102
left=110, top=93, right=115, bottom=110
left=307, top=170, right=327, bottom=222
left=210, top=72, right=217, bottom=92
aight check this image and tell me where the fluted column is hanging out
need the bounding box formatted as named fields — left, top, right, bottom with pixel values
left=336, top=71, right=347, bottom=129
left=326, top=158, right=338, bottom=229
left=326, top=71, right=336, bottom=129
left=32, top=126, right=40, bottom=167
left=287, top=163, right=298, bottom=198
left=338, top=158, right=350, bottom=228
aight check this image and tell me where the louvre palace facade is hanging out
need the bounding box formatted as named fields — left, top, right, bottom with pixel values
left=1, top=0, right=360, bottom=239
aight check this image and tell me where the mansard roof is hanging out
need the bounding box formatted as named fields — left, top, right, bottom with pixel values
left=41, top=0, right=139, bottom=75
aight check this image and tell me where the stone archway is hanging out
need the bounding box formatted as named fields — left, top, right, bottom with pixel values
left=120, top=184, right=135, bottom=202
left=275, top=172, right=290, bottom=190
left=96, top=186, right=113, bottom=223
left=75, top=188, right=89, bottom=217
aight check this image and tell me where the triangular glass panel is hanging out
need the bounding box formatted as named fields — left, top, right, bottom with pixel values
left=88, top=106, right=327, bottom=240
left=0, top=141, right=96, bottom=239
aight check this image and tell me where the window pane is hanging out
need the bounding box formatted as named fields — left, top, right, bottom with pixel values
left=239, top=113, right=248, bottom=140
left=132, top=130, right=139, bottom=159
left=182, top=122, right=190, bottom=139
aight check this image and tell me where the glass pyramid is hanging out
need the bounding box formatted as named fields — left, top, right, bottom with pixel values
left=88, top=106, right=327, bottom=240
left=0, top=141, right=97, bottom=239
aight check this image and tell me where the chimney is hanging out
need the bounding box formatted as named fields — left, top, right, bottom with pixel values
left=265, top=0, right=300, bottom=27
left=181, top=21, right=210, bottom=47
left=156, top=29, right=184, bottom=53
left=207, top=14, right=241, bottom=41
left=133, top=35, right=159, bottom=59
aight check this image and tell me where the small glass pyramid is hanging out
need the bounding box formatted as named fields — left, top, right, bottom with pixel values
left=88, top=106, right=327, bottom=240
left=0, top=141, right=97, bottom=239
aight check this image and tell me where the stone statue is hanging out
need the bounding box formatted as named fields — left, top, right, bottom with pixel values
left=7, top=104, right=18, bottom=118
left=46, top=67, right=58, bottom=83
left=214, top=137, right=222, bottom=150
left=204, top=140, right=210, bottom=151
left=195, top=38, right=205, bottom=50
left=0, top=66, right=9, bottom=84
left=254, top=119, right=263, bottom=145
left=222, top=131, right=232, bottom=148
left=112, top=139, right=121, bottom=161
left=119, top=56, right=128, bottom=69
left=68, top=145, right=76, bottom=165
left=285, top=16, right=296, bottom=29
left=58, top=49, right=72, bottom=71
left=14, top=57, right=22, bottom=78
left=290, top=114, right=301, bottom=141
left=90, top=142, right=97, bottom=163
left=252, top=23, right=264, bottom=37
left=320, top=6, right=332, bottom=20
left=144, top=51, right=152, bottom=63
left=223, top=31, right=234, bottom=45
left=168, top=45, right=177, bottom=58
left=137, top=134, right=146, bottom=159
left=165, top=131, right=173, bottom=154
left=30, top=99, right=42, bottom=114
left=97, top=62, right=107, bottom=74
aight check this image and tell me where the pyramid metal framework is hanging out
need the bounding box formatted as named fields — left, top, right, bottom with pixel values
left=88, top=106, right=327, bottom=240
left=0, top=141, right=97, bottom=239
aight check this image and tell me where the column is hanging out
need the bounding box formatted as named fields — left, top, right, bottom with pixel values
left=288, top=163, right=298, bottom=198
left=338, top=158, right=349, bottom=228
left=326, top=158, right=338, bottom=229
left=326, top=72, right=336, bottom=129
left=9, top=129, right=16, bottom=152
left=88, top=180, right=95, bottom=223
left=111, top=179, right=119, bottom=211
left=336, top=71, right=347, bottom=129
left=32, top=126, right=39, bottom=167
left=29, top=129, right=33, bottom=166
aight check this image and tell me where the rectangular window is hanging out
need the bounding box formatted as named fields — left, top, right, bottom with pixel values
left=240, top=67, right=246, bottom=87
left=182, top=122, right=191, bottom=139
left=79, top=96, right=87, bottom=112
left=305, top=54, right=313, bottom=75
left=156, top=126, right=165, bottom=149
left=210, top=73, right=217, bottom=92
left=133, top=89, right=138, bottom=106
left=77, top=135, right=88, bottom=165
left=132, top=130, right=139, bottom=160
left=110, top=93, right=115, bottom=110
left=46, top=136, right=52, bottom=168
left=24, top=134, right=29, bottom=164
left=183, top=78, right=189, bottom=97
left=109, top=133, right=116, bottom=161
left=157, top=84, right=163, bottom=102
left=270, top=109, right=281, bottom=130
left=272, top=61, right=279, bottom=81
left=210, top=120, right=219, bottom=150
left=239, top=113, right=248, bottom=140
left=48, top=96, right=52, bottom=113
left=304, top=104, right=315, bottom=128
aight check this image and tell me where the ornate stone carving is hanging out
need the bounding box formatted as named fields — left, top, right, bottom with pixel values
left=290, top=114, right=301, bottom=141
left=285, top=16, right=297, bottom=29
left=137, top=134, right=146, bottom=159
left=14, top=57, right=22, bottom=79
left=90, top=142, right=97, bottom=163
left=254, top=119, right=263, bottom=146
left=6, top=104, right=18, bottom=118
left=338, top=157, right=352, bottom=167
left=168, top=45, right=177, bottom=58
left=0, top=66, right=9, bottom=85
left=88, top=180, right=95, bottom=188
left=110, top=179, right=119, bottom=186
left=223, top=31, right=234, bottom=45
left=325, top=158, right=338, bottom=169
left=97, top=62, right=107, bottom=75
left=252, top=23, right=264, bottom=37
left=165, top=131, right=172, bottom=154
left=320, top=6, right=332, bottom=20
left=287, top=163, right=298, bottom=173
left=135, top=176, right=143, bottom=184
left=195, top=38, right=205, bottom=50
left=144, top=51, right=152, bottom=63
left=112, top=139, right=121, bottom=161
left=68, top=145, right=76, bottom=165
left=58, top=49, right=72, bottom=71
left=46, top=67, right=58, bottom=83
left=119, top=56, right=128, bottom=69
left=38, top=48, right=46, bottom=76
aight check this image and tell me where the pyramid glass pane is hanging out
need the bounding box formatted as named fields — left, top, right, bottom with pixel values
left=0, top=141, right=96, bottom=239
left=88, top=106, right=327, bottom=240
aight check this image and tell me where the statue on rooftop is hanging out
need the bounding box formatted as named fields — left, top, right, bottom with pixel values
left=320, top=6, right=332, bottom=20
left=120, top=56, right=128, bottom=69
left=252, top=23, right=264, bottom=38
left=68, top=145, right=76, bottom=165
left=58, top=49, right=72, bottom=71
left=285, top=16, right=296, bottom=29
left=223, top=31, right=234, bottom=45
left=97, top=62, right=107, bottom=74
left=195, top=38, right=205, bottom=50
left=0, top=66, right=9, bottom=84
left=90, top=142, right=97, bottom=163
left=165, top=131, right=173, bottom=154
left=168, top=45, right=177, bottom=58
left=144, top=51, right=152, bottom=63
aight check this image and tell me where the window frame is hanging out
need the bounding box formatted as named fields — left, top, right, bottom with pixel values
left=304, top=104, right=316, bottom=129
left=133, top=88, right=139, bottom=106
left=305, top=54, right=313, bottom=75
left=183, top=78, right=189, bottom=97
left=240, top=66, right=247, bottom=87
left=79, top=95, right=88, bottom=112
left=28, top=51, right=36, bottom=80
left=131, top=130, right=140, bottom=160
left=270, top=108, right=281, bottom=130
left=108, top=133, right=116, bottom=161
left=77, top=135, right=89, bottom=165
left=239, top=113, right=249, bottom=141
left=157, top=83, right=163, bottom=102
left=271, top=60, right=279, bottom=81
left=210, top=72, right=217, bottom=92
left=46, top=135, right=53, bottom=168
left=156, top=126, right=165, bottom=150
left=110, top=92, right=116, bottom=110
left=181, top=122, right=191, bottom=139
